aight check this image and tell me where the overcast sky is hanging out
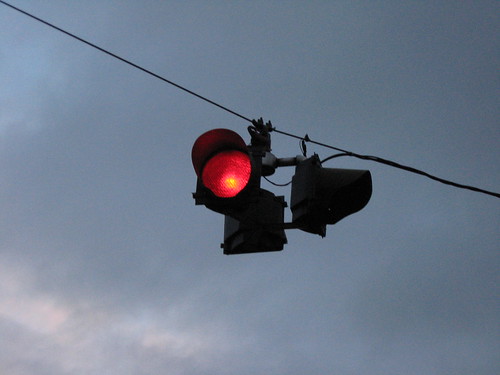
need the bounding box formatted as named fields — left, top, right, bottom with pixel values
left=1, top=1, right=499, bottom=374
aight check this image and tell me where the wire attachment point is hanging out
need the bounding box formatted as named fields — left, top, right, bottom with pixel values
left=300, top=139, right=307, bottom=157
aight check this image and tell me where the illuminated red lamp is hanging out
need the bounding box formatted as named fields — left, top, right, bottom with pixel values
left=192, top=129, right=252, bottom=198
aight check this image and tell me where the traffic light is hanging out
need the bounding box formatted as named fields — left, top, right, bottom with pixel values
left=290, top=154, right=372, bottom=237
left=191, top=128, right=257, bottom=219
left=191, top=127, right=287, bottom=254
left=192, top=125, right=373, bottom=254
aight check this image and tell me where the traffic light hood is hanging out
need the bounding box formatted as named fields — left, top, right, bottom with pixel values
left=191, top=128, right=248, bottom=177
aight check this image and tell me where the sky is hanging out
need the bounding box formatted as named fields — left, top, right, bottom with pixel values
left=0, top=1, right=499, bottom=374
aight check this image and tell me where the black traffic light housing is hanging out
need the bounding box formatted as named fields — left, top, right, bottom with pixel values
left=192, top=124, right=287, bottom=254
left=290, top=154, right=372, bottom=237
left=222, top=190, right=287, bottom=254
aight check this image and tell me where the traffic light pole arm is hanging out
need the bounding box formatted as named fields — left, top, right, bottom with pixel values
left=276, top=156, right=307, bottom=167
left=262, top=155, right=307, bottom=176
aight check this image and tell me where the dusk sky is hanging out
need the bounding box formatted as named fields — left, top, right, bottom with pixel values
left=1, top=1, right=499, bottom=374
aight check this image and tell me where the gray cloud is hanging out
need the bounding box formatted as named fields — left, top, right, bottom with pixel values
left=1, top=1, right=498, bottom=374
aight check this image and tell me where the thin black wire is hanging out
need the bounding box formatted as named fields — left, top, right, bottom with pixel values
left=273, top=128, right=351, bottom=154
left=263, top=176, right=292, bottom=187
left=312, top=142, right=500, bottom=199
left=0, top=0, right=253, bottom=123
left=3, top=0, right=498, bottom=199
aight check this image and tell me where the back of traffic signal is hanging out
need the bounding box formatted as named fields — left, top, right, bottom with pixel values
left=191, top=120, right=372, bottom=254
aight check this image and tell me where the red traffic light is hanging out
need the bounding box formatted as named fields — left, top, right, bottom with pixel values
left=192, top=129, right=252, bottom=198
left=202, top=150, right=251, bottom=197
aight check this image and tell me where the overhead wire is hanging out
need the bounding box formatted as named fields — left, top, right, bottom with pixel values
left=319, top=152, right=500, bottom=198
left=0, top=0, right=253, bottom=123
left=263, top=176, right=292, bottom=187
left=270, top=127, right=499, bottom=198
left=1, top=0, right=498, bottom=199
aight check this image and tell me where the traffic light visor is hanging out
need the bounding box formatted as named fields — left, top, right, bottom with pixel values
left=192, top=129, right=252, bottom=198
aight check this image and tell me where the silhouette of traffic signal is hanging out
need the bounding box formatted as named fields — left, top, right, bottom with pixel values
left=290, top=154, right=372, bottom=237
left=192, top=127, right=287, bottom=254
left=192, top=126, right=372, bottom=254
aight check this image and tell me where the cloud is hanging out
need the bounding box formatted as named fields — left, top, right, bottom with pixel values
left=0, top=258, right=245, bottom=375
left=0, top=1, right=498, bottom=374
